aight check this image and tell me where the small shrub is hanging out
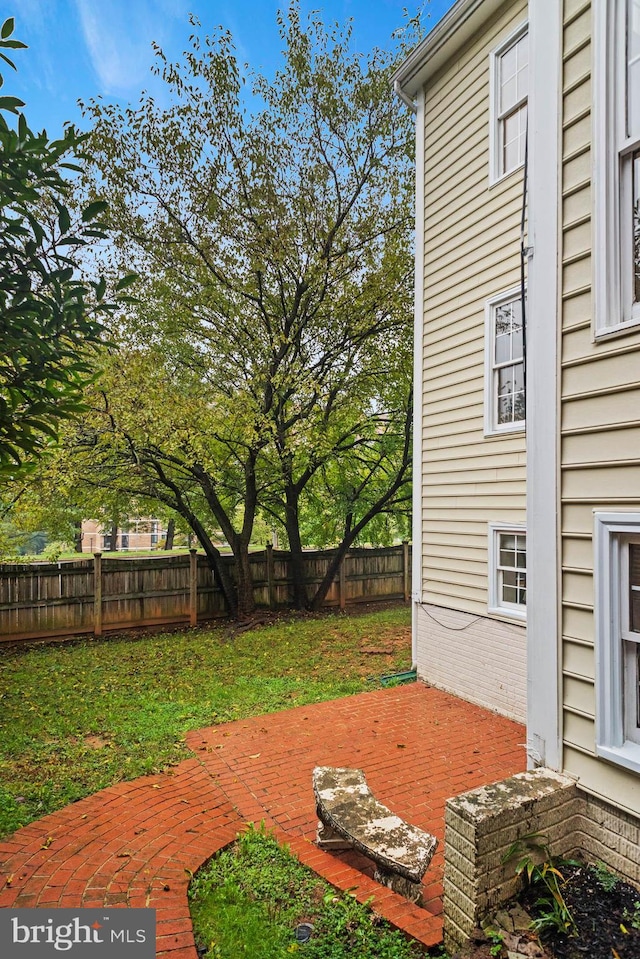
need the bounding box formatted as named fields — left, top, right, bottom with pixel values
left=503, top=832, right=577, bottom=938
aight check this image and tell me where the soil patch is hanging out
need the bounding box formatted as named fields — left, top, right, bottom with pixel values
left=451, top=862, right=640, bottom=959
left=522, top=861, right=640, bottom=959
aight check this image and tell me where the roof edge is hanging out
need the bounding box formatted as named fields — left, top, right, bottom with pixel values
left=393, top=0, right=507, bottom=97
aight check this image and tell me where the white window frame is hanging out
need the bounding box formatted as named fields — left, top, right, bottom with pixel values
left=484, top=287, right=526, bottom=437
left=489, top=21, right=528, bottom=186
left=594, top=0, right=640, bottom=336
left=594, top=511, right=640, bottom=773
left=488, top=524, right=527, bottom=622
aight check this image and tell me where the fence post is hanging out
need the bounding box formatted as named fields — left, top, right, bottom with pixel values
left=189, top=549, right=198, bottom=627
left=266, top=543, right=276, bottom=610
left=339, top=554, right=347, bottom=610
left=403, top=540, right=410, bottom=602
left=93, top=552, right=102, bottom=636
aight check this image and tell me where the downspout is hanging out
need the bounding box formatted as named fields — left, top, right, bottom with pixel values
left=393, top=79, right=418, bottom=115
left=394, top=78, right=423, bottom=671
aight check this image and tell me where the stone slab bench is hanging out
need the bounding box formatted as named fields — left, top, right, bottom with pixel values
left=312, top=765, right=437, bottom=902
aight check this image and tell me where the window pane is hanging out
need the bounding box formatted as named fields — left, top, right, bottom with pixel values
left=503, top=111, right=522, bottom=171
left=511, top=325, right=523, bottom=361
left=498, top=367, right=514, bottom=396
left=631, top=544, right=640, bottom=586
left=501, top=104, right=527, bottom=175
left=497, top=390, right=513, bottom=424
left=497, top=363, right=525, bottom=424
left=503, top=585, right=518, bottom=604
left=499, top=34, right=527, bottom=114
left=499, top=44, right=518, bottom=112
left=630, top=546, right=640, bottom=633
left=500, top=549, right=516, bottom=568
left=501, top=76, right=518, bottom=114
left=631, top=589, right=640, bottom=633
left=496, top=331, right=511, bottom=364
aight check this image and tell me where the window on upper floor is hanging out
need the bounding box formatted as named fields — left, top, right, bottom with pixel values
left=484, top=288, right=526, bottom=436
left=594, top=512, right=640, bottom=773
left=490, top=23, right=528, bottom=183
left=594, top=0, right=640, bottom=334
left=489, top=524, right=527, bottom=621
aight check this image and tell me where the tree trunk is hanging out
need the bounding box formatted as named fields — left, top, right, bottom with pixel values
left=73, top=520, right=83, bottom=553
left=310, top=541, right=352, bottom=611
left=284, top=486, right=309, bottom=609
left=108, top=521, right=118, bottom=551
left=184, top=514, right=239, bottom=618
left=233, top=539, right=256, bottom=620
left=164, top=518, right=175, bottom=550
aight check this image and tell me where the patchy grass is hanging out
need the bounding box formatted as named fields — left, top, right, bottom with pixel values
left=0, top=605, right=410, bottom=839
left=189, top=824, right=427, bottom=958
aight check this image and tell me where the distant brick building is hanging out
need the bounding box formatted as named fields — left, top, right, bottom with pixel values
left=80, top=519, right=166, bottom=553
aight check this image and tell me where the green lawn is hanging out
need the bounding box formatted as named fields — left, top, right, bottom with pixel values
left=0, top=606, right=411, bottom=839
left=189, top=824, right=428, bottom=958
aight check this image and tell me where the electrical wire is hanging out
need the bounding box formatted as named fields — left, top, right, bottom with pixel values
left=419, top=602, right=484, bottom=631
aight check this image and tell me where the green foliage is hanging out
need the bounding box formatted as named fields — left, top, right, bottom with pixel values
left=0, top=606, right=410, bottom=838
left=623, top=901, right=640, bottom=931
left=503, top=833, right=577, bottom=938
left=189, top=825, right=426, bottom=958
left=589, top=860, right=619, bottom=893
left=486, top=930, right=504, bottom=957
left=0, top=18, right=135, bottom=476
left=71, top=2, right=418, bottom=613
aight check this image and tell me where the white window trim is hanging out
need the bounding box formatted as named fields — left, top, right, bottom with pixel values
left=489, top=20, right=528, bottom=187
left=593, top=0, right=640, bottom=337
left=488, top=523, right=527, bottom=622
left=594, top=510, right=640, bottom=773
left=484, top=286, right=526, bottom=437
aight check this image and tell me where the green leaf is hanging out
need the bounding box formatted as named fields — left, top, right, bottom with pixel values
left=0, top=95, right=24, bottom=113
left=1, top=17, right=14, bottom=39
left=81, top=200, right=109, bottom=223
left=57, top=205, right=71, bottom=234
left=115, top=274, right=138, bottom=292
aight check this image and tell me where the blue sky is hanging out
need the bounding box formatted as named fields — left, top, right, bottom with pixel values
left=6, top=0, right=456, bottom=136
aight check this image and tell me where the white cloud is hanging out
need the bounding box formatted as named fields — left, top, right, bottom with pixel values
left=73, top=0, right=187, bottom=95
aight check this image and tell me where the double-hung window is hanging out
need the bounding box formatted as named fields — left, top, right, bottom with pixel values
left=490, top=24, right=528, bottom=183
left=484, top=289, right=525, bottom=435
left=489, top=525, right=527, bottom=621
left=595, top=512, right=640, bottom=772
left=594, top=0, right=640, bottom=333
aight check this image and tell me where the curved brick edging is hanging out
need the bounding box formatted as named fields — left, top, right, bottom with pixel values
left=0, top=759, right=240, bottom=958
left=0, top=685, right=527, bottom=952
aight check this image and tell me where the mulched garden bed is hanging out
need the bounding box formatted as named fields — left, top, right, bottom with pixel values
left=522, top=860, right=640, bottom=959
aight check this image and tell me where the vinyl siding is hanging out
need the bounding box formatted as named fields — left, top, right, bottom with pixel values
left=421, top=0, right=527, bottom=611
left=416, top=0, right=528, bottom=722
left=560, top=0, right=640, bottom=814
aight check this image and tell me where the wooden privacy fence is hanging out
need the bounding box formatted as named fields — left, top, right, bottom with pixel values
left=0, top=543, right=411, bottom=643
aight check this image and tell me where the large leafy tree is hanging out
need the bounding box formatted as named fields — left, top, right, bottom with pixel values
left=0, top=17, right=134, bottom=476
left=77, top=3, right=416, bottom=616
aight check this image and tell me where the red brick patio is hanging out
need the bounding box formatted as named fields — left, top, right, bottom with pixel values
left=0, top=684, right=526, bottom=955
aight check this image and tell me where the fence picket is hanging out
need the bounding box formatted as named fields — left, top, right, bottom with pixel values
left=0, top=544, right=411, bottom=642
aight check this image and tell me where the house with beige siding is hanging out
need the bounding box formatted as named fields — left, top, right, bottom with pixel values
left=394, top=0, right=640, bottom=920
